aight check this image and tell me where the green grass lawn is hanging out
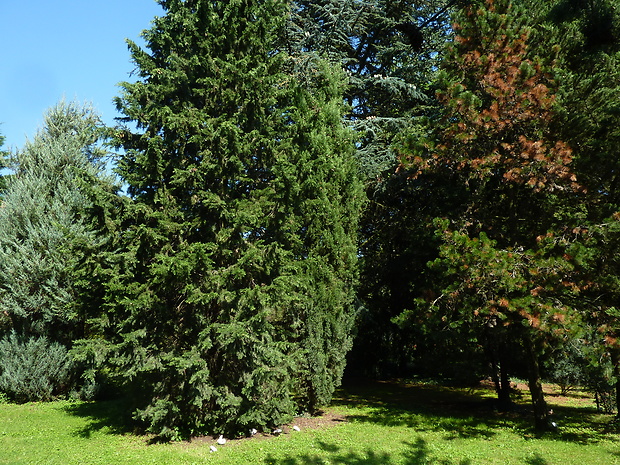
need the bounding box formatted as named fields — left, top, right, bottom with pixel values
left=1, top=380, right=619, bottom=465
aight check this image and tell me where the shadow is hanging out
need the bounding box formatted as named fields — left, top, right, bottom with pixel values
left=62, top=399, right=135, bottom=438
left=61, top=378, right=619, bottom=448
left=538, top=403, right=620, bottom=444
left=263, top=437, right=473, bottom=465
left=524, top=452, right=549, bottom=465
left=331, top=379, right=620, bottom=444
left=333, top=379, right=531, bottom=440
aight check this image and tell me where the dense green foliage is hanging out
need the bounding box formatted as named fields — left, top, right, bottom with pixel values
left=0, top=332, right=73, bottom=402
left=0, top=101, right=110, bottom=344
left=0, top=132, right=7, bottom=193
left=89, top=0, right=363, bottom=439
left=286, top=1, right=460, bottom=379
left=286, top=0, right=453, bottom=176
left=532, top=0, right=620, bottom=415
left=387, top=0, right=620, bottom=429
left=2, top=0, right=620, bottom=438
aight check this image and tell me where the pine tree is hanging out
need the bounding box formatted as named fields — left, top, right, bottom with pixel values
left=0, top=101, right=110, bottom=344
left=529, top=0, right=620, bottom=416
left=397, top=0, right=586, bottom=430
left=105, top=0, right=362, bottom=438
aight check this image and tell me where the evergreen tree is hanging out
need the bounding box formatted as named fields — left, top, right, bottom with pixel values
left=105, top=0, right=362, bottom=438
left=0, top=101, right=110, bottom=344
left=521, top=0, right=620, bottom=415
left=286, top=0, right=454, bottom=176
left=556, top=0, right=620, bottom=416
left=285, top=1, right=460, bottom=380
left=397, top=0, right=585, bottom=430
left=0, top=132, right=5, bottom=190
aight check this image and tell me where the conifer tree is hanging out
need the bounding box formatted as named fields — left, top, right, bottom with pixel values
left=0, top=101, right=110, bottom=344
left=0, top=132, right=6, bottom=193
left=286, top=0, right=454, bottom=176
left=397, top=0, right=585, bottom=430
left=528, top=0, right=620, bottom=415
left=285, top=0, right=459, bottom=380
left=105, top=0, right=362, bottom=438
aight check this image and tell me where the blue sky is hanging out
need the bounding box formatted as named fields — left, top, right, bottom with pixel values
left=1, top=0, right=164, bottom=150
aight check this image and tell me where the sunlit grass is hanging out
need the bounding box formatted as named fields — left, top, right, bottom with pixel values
left=1, top=381, right=620, bottom=465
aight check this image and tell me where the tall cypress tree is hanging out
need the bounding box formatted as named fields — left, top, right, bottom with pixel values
left=106, top=0, right=362, bottom=438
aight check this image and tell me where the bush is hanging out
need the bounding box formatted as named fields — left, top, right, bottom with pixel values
left=0, top=332, right=73, bottom=402
left=547, top=350, right=587, bottom=395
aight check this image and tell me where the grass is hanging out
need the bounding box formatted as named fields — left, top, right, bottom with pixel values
left=1, top=380, right=620, bottom=465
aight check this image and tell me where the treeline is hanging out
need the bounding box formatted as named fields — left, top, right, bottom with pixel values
left=1, top=0, right=620, bottom=437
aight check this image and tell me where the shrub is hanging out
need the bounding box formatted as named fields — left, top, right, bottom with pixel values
left=0, top=332, right=73, bottom=402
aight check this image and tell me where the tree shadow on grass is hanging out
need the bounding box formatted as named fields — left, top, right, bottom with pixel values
left=264, top=436, right=476, bottom=464
left=333, top=379, right=620, bottom=444
left=333, top=379, right=530, bottom=440
left=61, top=379, right=619, bottom=447
left=543, top=403, right=620, bottom=444
left=524, top=453, right=550, bottom=465
left=262, top=437, right=560, bottom=464
left=62, top=399, right=135, bottom=438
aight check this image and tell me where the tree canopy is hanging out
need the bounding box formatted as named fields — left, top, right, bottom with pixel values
left=0, top=101, right=110, bottom=344
left=390, top=0, right=620, bottom=428
left=91, top=0, right=363, bottom=438
left=2, top=0, right=620, bottom=436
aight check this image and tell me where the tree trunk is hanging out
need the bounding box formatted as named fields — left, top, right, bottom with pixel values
left=609, top=348, right=620, bottom=417
left=498, top=359, right=512, bottom=409
left=523, top=332, right=549, bottom=432
left=485, top=325, right=512, bottom=411
left=491, top=356, right=512, bottom=410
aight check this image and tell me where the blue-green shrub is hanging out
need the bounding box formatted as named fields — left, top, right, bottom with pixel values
left=0, top=332, right=73, bottom=402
